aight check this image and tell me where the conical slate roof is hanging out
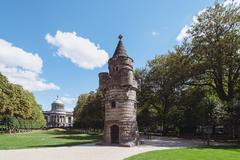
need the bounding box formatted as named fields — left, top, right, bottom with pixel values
left=113, top=34, right=128, bottom=58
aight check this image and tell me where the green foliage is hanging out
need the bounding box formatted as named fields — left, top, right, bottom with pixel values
left=73, top=91, right=104, bottom=130
left=73, top=93, right=89, bottom=127
left=0, top=73, right=46, bottom=132
left=187, top=3, right=240, bottom=102
left=136, top=2, right=240, bottom=137
left=136, top=53, right=189, bottom=133
left=178, top=88, right=208, bottom=133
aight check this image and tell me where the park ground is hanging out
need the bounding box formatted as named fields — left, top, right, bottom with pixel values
left=0, top=129, right=100, bottom=149
left=0, top=130, right=239, bottom=160
left=125, top=146, right=240, bottom=160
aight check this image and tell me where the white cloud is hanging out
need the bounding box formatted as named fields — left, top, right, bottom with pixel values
left=176, top=8, right=206, bottom=42
left=224, top=0, right=240, bottom=6
left=0, top=39, right=42, bottom=73
left=60, top=96, right=77, bottom=111
left=0, top=38, right=60, bottom=91
left=192, top=8, right=207, bottom=24
left=60, top=96, right=76, bottom=105
left=176, top=25, right=190, bottom=42
left=176, top=0, right=240, bottom=42
left=45, top=31, right=109, bottom=70
left=152, top=31, right=160, bottom=37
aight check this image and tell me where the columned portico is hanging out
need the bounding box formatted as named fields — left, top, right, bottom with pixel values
left=43, top=97, right=73, bottom=128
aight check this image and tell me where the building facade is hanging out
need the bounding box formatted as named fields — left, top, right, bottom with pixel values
left=43, top=97, right=73, bottom=128
left=99, top=35, right=139, bottom=146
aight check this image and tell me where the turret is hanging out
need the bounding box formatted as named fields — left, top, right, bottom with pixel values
left=98, top=72, right=109, bottom=91
left=98, top=35, right=139, bottom=146
left=107, top=34, right=138, bottom=89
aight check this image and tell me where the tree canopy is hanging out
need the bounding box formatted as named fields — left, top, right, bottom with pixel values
left=0, top=73, right=46, bottom=132
left=136, top=2, right=240, bottom=139
left=73, top=91, right=104, bottom=130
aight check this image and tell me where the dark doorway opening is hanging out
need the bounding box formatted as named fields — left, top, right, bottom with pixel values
left=111, top=125, right=119, bottom=144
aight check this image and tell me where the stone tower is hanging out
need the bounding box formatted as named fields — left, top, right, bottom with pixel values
left=99, top=35, right=139, bottom=146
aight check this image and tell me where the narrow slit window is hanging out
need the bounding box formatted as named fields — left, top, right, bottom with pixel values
left=111, top=101, right=116, bottom=108
left=134, top=103, right=137, bottom=109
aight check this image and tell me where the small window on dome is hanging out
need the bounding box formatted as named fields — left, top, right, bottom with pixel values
left=111, top=101, right=116, bottom=108
left=116, top=67, right=119, bottom=71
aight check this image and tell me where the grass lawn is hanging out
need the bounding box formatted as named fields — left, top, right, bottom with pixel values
left=125, top=146, right=240, bottom=160
left=0, top=129, right=101, bottom=150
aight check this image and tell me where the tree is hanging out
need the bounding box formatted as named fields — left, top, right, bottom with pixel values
left=135, top=2, right=240, bottom=140
left=0, top=73, right=46, bottom=132
left=135, top=69, right=159, bottom=130
left=136, top=52, right=188, bottom=134
left=73, top=91, right=104, bottom=130
left=182, top=2, right=240, bottom=138
left=188, top=3, right=240, bottom=103
left=73, top=93, right=90, bottom=127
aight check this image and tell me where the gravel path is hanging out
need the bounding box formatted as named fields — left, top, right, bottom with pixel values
left=0, top=137, right=222, bottom=160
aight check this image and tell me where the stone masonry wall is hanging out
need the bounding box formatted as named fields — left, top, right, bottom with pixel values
left=99, top=35, right=139, bottom=147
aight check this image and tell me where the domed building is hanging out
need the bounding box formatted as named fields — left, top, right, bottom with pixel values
left=43, top=97, right=73, bottom=128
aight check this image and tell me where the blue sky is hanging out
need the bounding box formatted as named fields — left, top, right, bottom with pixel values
left=0, top=0, right=230, bottom=111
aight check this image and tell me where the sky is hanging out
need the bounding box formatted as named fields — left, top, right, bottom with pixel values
left=0, top=0, right=238, bottom=111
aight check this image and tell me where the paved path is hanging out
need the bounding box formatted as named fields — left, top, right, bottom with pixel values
left=0, top=137, right=223, bottom=160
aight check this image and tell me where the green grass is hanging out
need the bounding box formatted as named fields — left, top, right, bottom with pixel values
left=125, top=146, right=240, bottom=160
left=0, top=129, right=101, bottom=150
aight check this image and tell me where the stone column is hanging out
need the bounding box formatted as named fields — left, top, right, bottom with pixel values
left=64, top=115, right=66, bottom=127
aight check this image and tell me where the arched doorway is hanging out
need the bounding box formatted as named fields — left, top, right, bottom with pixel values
left=110, top=125, right=119, bottom=144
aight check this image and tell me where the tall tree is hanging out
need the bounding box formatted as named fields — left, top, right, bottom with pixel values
left=137, top=52, right=188, bottom=134
left=0, top=73, right=46, bottom=132
left=181, top=2, right=240, bottom=138
left=188, top=3, right=240, bottom=103
left=73, top=93, right=89, bottom=127
left=73, top=91, right=104, bottom=130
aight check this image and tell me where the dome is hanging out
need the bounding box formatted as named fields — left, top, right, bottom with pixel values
left=52, top=99, right=64, bottom=105
left=51, top=97, right=64, bottom=111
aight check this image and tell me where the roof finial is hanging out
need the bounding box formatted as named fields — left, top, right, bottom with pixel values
left=56, top=95, right=59, bottom=100
left=118, top=34, right=123, bottom=40
left=113, top=34, right=128, bottom=57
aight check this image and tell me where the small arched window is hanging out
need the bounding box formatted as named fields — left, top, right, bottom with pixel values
left=111, top=101, right=116, bottom=108
left=116, top=67, right=119, bottom=71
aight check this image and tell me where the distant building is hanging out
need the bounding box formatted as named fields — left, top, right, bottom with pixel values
left=43, top=97, right=73, bottom=128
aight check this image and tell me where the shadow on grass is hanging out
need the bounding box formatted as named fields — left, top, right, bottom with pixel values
left=195, top=145, right=240, bottom=152
left=54, top=134, right=101, bottom=140
left=27, top=141, right=97, bottom=148
left=44, top=130, right=77, bottom=135
left=42, top=129, right=102, bottom=140
left=27, top=129, right=102, bottom=149
left=46, top=129, right=102, bottom=140
left=46, top=129, right=102, bottom=135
